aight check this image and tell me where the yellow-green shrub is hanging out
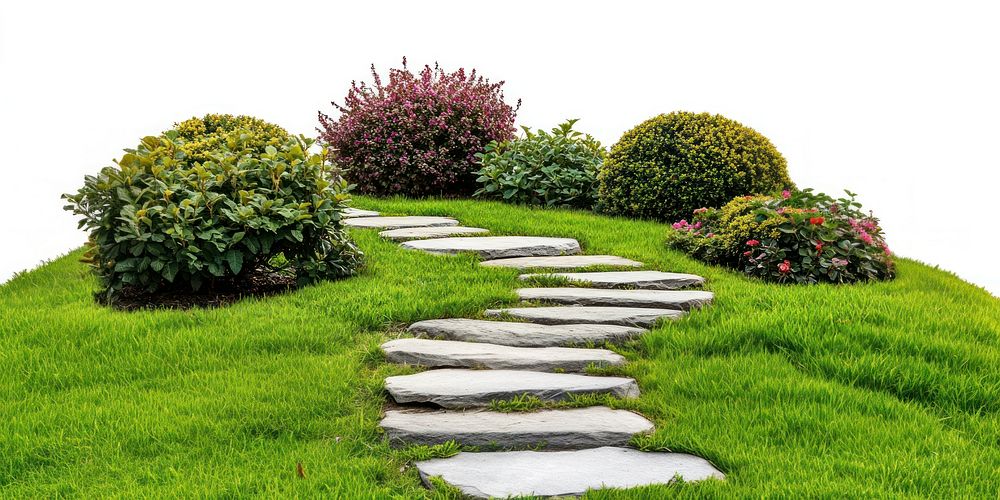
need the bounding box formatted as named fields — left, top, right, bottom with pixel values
left=174, top=114, right=290, bottom=164
left=597, top=112, right=793, bottom=221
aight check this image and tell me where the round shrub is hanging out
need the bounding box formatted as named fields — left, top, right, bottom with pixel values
left=174, top=114, right=290, bottom=164
left=318, top=59, right=520, bottom=197
left=598, top=111, right=793, bottom=222
left=666, top=189, right=895, bottom=284
left=62, top=121, right=362, bottom=303
left=474, top=119, right=605, bottom=209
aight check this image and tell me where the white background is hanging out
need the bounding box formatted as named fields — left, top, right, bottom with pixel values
left=1, top=0, right=998, bottom=296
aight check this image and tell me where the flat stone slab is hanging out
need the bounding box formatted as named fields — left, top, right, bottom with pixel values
left=401, top=236, right=580, bottom=260
left=344, top=216, right=458, bottom=230
left=381, top=407, right=653, bottom=449
left=480, top=255, right=643, bottom=270
left=342, top=208, right=380, bottom=218
left=486, top=306, right=684, bottom=328
left=382, top=338, right=624, bottom=372
left=521, top=270, right=705, bottom=290
left=384, top=369, right=639, bottom=408
left=416, top=446, right=724, bottom=498
left=379, top=226, right=489, bottom=241
left=407, top=319, right=646, bottom=347
left=517, top=288, right=714, bottom=311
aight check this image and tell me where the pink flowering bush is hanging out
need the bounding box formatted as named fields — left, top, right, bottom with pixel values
left=318, top=59, right=520, bottom=197
left=667, top=189, right=895, bottom=284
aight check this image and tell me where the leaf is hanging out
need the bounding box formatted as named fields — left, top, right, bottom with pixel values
left=225, top=250, right=244, bottom=275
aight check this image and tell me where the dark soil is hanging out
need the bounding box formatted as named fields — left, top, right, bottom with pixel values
left=103, top=269, right=297, bottom=311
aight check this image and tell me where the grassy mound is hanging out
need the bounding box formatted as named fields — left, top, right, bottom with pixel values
left=1, top=198, right=998, bottom=497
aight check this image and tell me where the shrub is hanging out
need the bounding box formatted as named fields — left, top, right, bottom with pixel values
left=666, top=189, right=894, bottom=284
left=62, top=124, right=362, bottom=302
left=318, top=59, right=520, bottom=197
left=473, top=119, right=605, bottom=208
left=174, top=114, right=291, bottom=164
left=597, top=111, right=793, bottom=222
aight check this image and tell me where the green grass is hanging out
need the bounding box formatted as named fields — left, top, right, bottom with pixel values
left=2, top=196, right=999, bottom=497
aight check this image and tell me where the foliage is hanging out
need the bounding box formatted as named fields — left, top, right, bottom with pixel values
left=597, top=111, right=794, bottom=222
left=318, top=58, right=519, bottom=197
left=666, top=189, right=895, bottom=284
left=473, top=119, right=604, bottom=208
left=62, top=127, right=362, bottom=301
left=173, top=114, right=290, bottom=164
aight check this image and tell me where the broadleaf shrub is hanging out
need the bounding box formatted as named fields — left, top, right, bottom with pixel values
left=597, top=111, right=794, bottom=222
left=318, top=59, right=520, bottom=197
left=666, top=189, right=894, bottom=284
left=474, top=119, right=605, bottom=208
left=62, top=121, right=362, bottom=303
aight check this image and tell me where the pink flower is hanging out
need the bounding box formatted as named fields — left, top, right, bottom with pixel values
left=832, top=257, right=849, bottom=267
left=746, top=239, right=760, bottom=247
left=781, top=190, right=791, bottom=199
left=743, top=250, right=752, bottom=257
left=778, top=260, right=791, bottom=273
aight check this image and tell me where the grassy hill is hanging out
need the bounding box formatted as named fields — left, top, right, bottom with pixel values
left=2, top=197, right=998, bottom=497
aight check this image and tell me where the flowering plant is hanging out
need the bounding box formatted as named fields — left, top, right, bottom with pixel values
left=667, top=189, right=894, bottom=284
left=318, top=59, right=519, bottom=197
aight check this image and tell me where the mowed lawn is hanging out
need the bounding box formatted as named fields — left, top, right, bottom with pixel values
left=2, top=197, right=999, bottom=497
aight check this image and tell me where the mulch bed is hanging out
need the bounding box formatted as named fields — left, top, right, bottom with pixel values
left=102, top=270, right=297, bottom=311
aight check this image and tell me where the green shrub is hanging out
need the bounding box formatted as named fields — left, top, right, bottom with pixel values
left=474, top=119, right=605, bottom=208
left=666, top=189, right=894, bottom=284
left=597, top=111, right=793, bottom=222
left=173, top=114, right=291, bottom=164
left=62, top=124, right=362, bottom=302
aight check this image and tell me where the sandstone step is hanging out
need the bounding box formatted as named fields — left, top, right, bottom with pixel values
left=344, top=216, right=459, bottom=229
left=407, top=318, right=646, bottom=347
left=379, top=226, right=489, bottom=241
left=342, top=208, right=380, bottom=218
left=486, top=306, right=684, bottom=328
left=415, top=446, right=724, bottom=498
left=382, top=338, right=624, bottom=372
left=381, top=407, right=653, bottom=449
left=521, top=270, right=705, bottom=290
left=480, top=255, right=643, bottom=270
left=401, top=236, right=581, bottom=260
left=517, top=287, right=714, bottom=310
left=384, top=369, right=639, bottom=408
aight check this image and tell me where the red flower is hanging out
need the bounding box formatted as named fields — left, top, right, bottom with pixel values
left=815, top=242, right=823, bottom=253
left=809, top=217, right=825, bottom=225
left=743, top=250, right=752, bottom=257
left=778, top=260, right=791, bottom=274
left=746, top=239, right=760, bottom=247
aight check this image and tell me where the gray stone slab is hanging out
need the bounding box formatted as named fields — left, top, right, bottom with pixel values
left=407, top=319, right=646, bottom=347
left=342, top=208, right=380, bottom=218
left=381, top=407, right=653, bottom=449
left=344, top=216, right=459, bottom=230
left=416, top=446, right=724, bottom=498
left=384, top=369, right=639, bottom=408
left=379, top=226, right=489, bottom=241
left=517, top=288, right=714, bottom=310
left=401, top=236, right=580, bottom=260
left=382, top=338, right=624, bottom=372
left=521, top=270, right=705, bottom=290
left=485, top=306, right=684, bottom=328
left=480, top=255, right=643, bottom=270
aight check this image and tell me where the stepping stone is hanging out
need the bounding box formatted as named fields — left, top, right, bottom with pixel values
left=480, top=255, right=643, bottom=270
left=407, top=319, right=646, bottom=347
left=342, top=208, right=380, bottom=218
left=517, top=288, right=714, bottom=310
left=401, top=236, right=580, bottom=260
left=415, top=446, right=724, bottom=498
left=382, top=338, right=624, bottom=372
left=486, top=306, right=684, bottom=328
left=381, top=407, right=653, bottom=449
left=344, top=216, right=458, bottom=230
left=384, top=369, right=639, bottom=408
left=379, top=226, right=489, bottom=241
left=521, top=270, right=705, bottom=290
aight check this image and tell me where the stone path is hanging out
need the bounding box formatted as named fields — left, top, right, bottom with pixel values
left=345, top=207, right=723, bottom=496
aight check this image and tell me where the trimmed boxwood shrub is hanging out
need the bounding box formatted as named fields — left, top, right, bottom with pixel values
left=318, top=59, right=520, bottom=197
left=597, top=111, right=794, bottom=222
left=62, top=119, right=361, bottom=303
left=474, top=119, right=604, bottom=208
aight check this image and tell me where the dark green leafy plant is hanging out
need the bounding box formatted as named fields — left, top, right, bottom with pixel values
left=598, top=111, right=794, bottom=222
left=474, top=119, right=605, bottom=208
left=63, top=126, right=362, bottom=302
